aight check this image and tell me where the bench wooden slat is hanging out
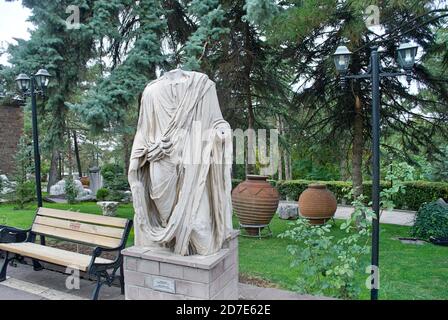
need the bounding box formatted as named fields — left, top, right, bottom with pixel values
left=32, top=224, right=122, bottom=248
left=0, top=242, right=113, bottom=272
left=37, top=207, right=128, bottom=228
left=34, top=216, right=124, bottom=239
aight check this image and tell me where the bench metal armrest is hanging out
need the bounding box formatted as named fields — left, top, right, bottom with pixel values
left=0, top=226, right=30, bottom=243
left=87, top=245, right=123, bottom=273
left=87, top=219, right=133, bottom=274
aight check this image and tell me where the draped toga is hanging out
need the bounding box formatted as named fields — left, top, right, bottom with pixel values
left=128, top=70, right=233, bottom=256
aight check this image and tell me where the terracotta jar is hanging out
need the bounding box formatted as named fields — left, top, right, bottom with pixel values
left=80, top=176, right=90, bottom=187
left=232, top=175, right=280, bottom=235
left=298, top=184, right=337, bottom=225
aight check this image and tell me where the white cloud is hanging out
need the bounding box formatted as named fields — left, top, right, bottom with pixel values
left=0, top=1, right=33, bottom=65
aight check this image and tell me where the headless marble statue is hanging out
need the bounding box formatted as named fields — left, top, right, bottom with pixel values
left=128, top=69, right=233, bottom=256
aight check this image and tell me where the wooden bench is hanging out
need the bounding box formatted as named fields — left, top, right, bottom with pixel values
left=0, top=207, right=133, bottom=300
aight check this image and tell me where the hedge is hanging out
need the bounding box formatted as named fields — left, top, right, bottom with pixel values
left=231, top=179, right=448, bottom=211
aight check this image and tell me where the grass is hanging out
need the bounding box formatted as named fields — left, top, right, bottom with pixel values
left=1, top=202, right=447, bottom=300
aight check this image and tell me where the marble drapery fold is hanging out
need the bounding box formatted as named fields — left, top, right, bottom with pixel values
left=128, top=70, right=233, bottom=256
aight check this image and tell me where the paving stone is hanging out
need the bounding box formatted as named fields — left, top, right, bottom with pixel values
left=2, top=255, right=330, bottom=300
left=0, top=284, right=44, bottom=300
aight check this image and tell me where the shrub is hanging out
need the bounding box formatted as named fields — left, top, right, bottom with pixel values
left=64, top=176, right=79, bottom=204
left=96, top=188, right=110, bottom=201
left=14, top=181, right=36, bottom=209
left=231, top=176, right=448, bottom=210
left=101, top=163, right=129, bottom=191
left=410, top=200, right=448, bottom=240
left=107, top=190, right=126, bottom=202
left=279, top=195, right=373, bottom=299
left=393, top=181, right=448, bottom=211
left=11, top=137, right=35, bottom=209
left=274, top=180, right=448, bottom=211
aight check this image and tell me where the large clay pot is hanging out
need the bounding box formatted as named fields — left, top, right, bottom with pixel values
left=80, top=176, right=90, bottom=187
left=298, top=184, right=337, bottom=225
left=232, top=175, right=280, bottom=235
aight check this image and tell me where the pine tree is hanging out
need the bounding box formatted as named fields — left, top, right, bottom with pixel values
left=6, top=0, right=97, bottom=191
left=12, top=137, right=35, bottom=209
left=248, top=0, right=448, bottom=196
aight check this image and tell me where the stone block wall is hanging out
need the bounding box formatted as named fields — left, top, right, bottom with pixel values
left=122, top=231, right=239, bottom=300
left=0, top=105, right=24, bottom=176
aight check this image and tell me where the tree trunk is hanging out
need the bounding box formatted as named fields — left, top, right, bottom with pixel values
left=352, top=95, right=364, bottom=198
left=283, top=150, right=291, bottom=180
left=246, top=99, right=256, bottom=175
left=340, top=156, right=348, bottom=181
left=58, top=152, right=63, bottom=179
left=244, top=22, right=256, bottom=175
left=123, top=133, right=133, bottom=175
left=288, top=153, right=292, bottom=180
left=47, top=149, right=60, bottom=192
left=73, top=131, right=82, bottom=178
left=67, top=131, right=73, bottom=176
left=277, top=116, right=283, bottom=180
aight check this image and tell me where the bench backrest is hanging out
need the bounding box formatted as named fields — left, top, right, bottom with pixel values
left=31, top=208, right=130, bottom=248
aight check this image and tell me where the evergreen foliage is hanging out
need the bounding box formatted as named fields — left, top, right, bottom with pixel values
left=411, top=200, right=448, bottom=240
left=11, top=137, right=36, bottom=209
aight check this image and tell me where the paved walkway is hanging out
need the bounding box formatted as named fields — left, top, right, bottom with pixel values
left=335, top=205, right=415, bottom=226
left=0, top=259, right=330, bottom=300
left=279, top=201, right=416, bottom=226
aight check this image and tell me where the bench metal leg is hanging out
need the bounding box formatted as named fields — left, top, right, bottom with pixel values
left=32, top=259, right=44, bottom=271
left=0, top=252, right=9, bottom=282
left=119, top=261, right=125, bottom=295
left=92, top=275, right=103, bottom=300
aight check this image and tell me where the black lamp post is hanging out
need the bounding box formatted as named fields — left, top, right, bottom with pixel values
left=15, top=69, right=51, bottom=208
left=333, top=43, right=418, bottom=300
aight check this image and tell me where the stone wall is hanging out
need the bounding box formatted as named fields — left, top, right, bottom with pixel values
left=0, top=105, right=24, bottom=176
left=122, top=231, right=239, bottom=300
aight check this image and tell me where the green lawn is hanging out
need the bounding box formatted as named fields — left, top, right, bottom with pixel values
left=1, top=202, right=447, bottom=300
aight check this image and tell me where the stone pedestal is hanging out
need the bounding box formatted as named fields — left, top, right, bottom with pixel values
left=277, top=201, right=299, bottom=220
left=122, top=231, right=239, bottom=300
left=97, top=201, right=119, bottom=216
left=88, top=166, right=102, bottom=196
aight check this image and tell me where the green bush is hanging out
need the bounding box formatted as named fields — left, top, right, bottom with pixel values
left=11, top=137, right=36, bottom=209
left=14, top=181, right=36, bottom=209
left=231, top=177, right=448, bottom=211
left=107, top=190, right=126, bottom=202
left=96, top=188, right=125, bottom=202
left=101, top=164, right=129, bottom=191
left=232, top=179, right=242, bottom=190
left=276, top=180, right=354, bottom=202
left=410, top=200, right=448, bottom=240
left=96, top=188, right=110, bottom=201
left=394, top=181, right=448, bottom=211
left=279, top=195, right=373, bottom=299
left=64, top=176, right=79, bottom=204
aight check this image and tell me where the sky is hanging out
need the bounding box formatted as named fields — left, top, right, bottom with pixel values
left=0, top=0, right=423, bottom=95
left=0, top=0, right=32, bottom=65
